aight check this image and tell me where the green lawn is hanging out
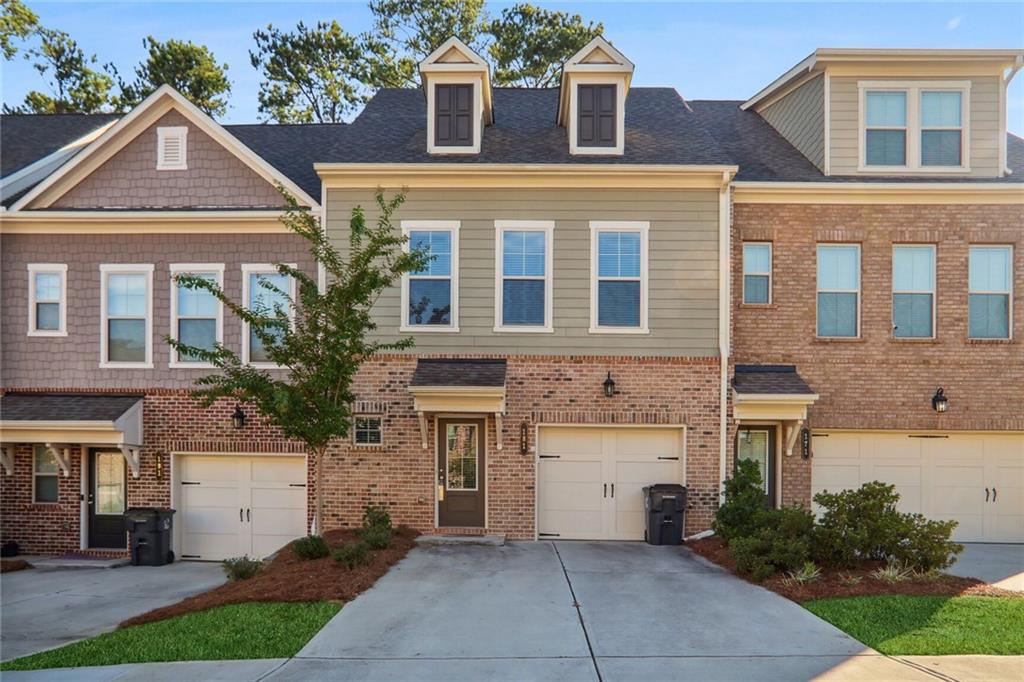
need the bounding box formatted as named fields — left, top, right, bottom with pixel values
left=1, top=601, right=341, bottom=671
left=804, top=595, right=1024, bottom=655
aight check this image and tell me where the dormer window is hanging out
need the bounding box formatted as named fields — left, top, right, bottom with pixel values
left=419, top=37, right=493, bottom=155
left=558, top=37, right=633, bottom=156
left=156, top=126, right=187, bottom=170
left=577, top=84, right=616, bottom=148
left=435, top=84, right=474, bottom=148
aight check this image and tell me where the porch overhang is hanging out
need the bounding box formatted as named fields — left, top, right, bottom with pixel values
left=408, top=359, right=507, bottom=450
left=732, top=365, right=818, bottom=456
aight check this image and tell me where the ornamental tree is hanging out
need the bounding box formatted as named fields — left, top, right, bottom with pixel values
left=168, top=189, right=426, bottom=534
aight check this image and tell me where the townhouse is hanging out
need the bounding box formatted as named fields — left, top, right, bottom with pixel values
left=1, top=39, right=1021, bottom=558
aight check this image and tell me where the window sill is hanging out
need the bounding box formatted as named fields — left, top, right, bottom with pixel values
left=890, top=337, right=941, bottom=344
left=739, top=303, right=776, bottom=310
left=813, top=337, right=865, bottom=344
left=588, top=327, right=650, bottom=335
left=99, top=362, right=154, bottom=369
left=856, top=165, right=972, bottom=174
left=493, top=326, right=554, bottom=334
left=169, top=362, right=217, bottom=369
left=27, top=330, right=68, bottom=338
left=966, top=337, right=1015, bottom=344
left=399, top=325, right=461, bottom=334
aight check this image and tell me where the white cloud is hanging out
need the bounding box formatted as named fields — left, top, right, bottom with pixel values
left=946, top=16, right=962, bottom=31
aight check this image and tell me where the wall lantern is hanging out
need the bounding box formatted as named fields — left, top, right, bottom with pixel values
left=519, top=421, right=529, bottom=455
left=931, top=388, right=948, bottom=413
left=603, top=372, right=617, bottom=398
left=231, top=405, right=247, bottom=429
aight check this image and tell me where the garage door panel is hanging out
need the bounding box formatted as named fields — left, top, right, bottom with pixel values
left=249, top=457, right=306, bottom=483
left=932, top=464, right=985, bottom=486
left=540, top=429, right=605, bottom=456
left=180, top=456, right=238, bottom=481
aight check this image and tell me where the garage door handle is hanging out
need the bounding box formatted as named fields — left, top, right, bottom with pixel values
left=240, top=508, right=243, bottom=522
left=611, top=484, right=614, bottom=498
left=657, top=456, right=679, bottom=460
left=985, top=488, right=990, bottom=502
left=247, top=508, right=251, bottom=522
left=992, top=488, right=997, bottom=502
left=603, top=483, right=607, bottom=498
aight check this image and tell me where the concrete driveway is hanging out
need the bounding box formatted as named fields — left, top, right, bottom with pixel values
left=271, top=541, right=932, bottom=681
left=1, top=562, right=225, bottom=662
left=948, top=543, right=1024, bottom=591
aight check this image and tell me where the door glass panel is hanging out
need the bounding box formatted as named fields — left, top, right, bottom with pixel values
left=95, top=452, right=125, bottom=514
left=446, top=424, right=478, bottom=491
left=738, top=430, right=769, bottom=494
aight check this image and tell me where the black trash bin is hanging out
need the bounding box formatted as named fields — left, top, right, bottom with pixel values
left=124, top=508, right=176, bottom=566
left=643, top=484, right=686, bottom=546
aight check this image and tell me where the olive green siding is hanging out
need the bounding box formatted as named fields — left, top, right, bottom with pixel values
left=829, top=74, right=1002, bottom=177
left=326, top=187, right=721, bottom=357
left=760, top=74, right=825, bottom=171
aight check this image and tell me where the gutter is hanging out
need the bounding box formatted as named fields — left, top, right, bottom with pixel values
left=717, top=172, right=732, bottom=506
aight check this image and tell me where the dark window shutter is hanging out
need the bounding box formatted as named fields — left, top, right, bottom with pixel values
left=577, top=84, right=616, bottom=148
left=435, top=83, right=474, bottom=147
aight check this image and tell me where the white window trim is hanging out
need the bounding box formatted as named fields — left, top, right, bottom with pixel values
left=857, top=80, right=971, bottom=174
left=426, top=78, right=482, bottom=155
left=968, top=244, right=1013, bottom=340
left=156, top=126, right=188, bottom=171
left=493, top=220, right=554, bottom=333
left=353, top=415, right=384, bottom=448
left=27, top=263, right=68, bottom=336
left=169, top=263, right=225, bottom=369
left=816, top=244, right=861, bottom=339
left=891, top=244, right=937, bottom=340
left=32, top=445, right=59, bottom=504
left=742, top=242, right=772, bottom=305
left=569, top=76, right=626, bottom=156
left=400, top=220, right=460, bottom=333
left=589, top=220, right=650, bottom=334
left=241, top=263, right=297, bottom=368
left=99, top=264, right=154, bottom=369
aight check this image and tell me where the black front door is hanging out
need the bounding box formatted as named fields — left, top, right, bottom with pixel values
left=437, top=418, right=486, bottom=527
left=736, top=427, right=777, bottom=507
left=88, top=449, right=127, bottom=548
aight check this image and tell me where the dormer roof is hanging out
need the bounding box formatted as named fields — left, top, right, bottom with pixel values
left=557, top=37, right=635, bottom=126
left=419, top=37, right=494, bottom=125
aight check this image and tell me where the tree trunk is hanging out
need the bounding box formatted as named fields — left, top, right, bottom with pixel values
left=314, top=446, right=325, bottom=536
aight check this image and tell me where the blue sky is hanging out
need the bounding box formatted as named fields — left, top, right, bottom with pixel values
left=3, top=1, right=1022, bottom=132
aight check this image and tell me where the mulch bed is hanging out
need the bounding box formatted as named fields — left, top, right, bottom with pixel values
left=120, top=526, right=419, bottom=628
left=0, top=559, right=30, bottom=573
left=688, top=536, right=1023, bottom=603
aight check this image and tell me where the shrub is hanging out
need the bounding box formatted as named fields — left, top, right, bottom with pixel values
left=713, top=459, right=768, bottom=542
left=728, top=506, right=814, bottom=580
left=222, top=556, right=262, bottom=580
left=890, top=514, right=963, bottom=572
left=359, top=524, right=392, bottom=550
left=362, top=504, right=392, bottom=531
left=872, top=560, right=914, bottom=584
left=332, top=542, right=371, bottom=569
left=838, top=572, right=862, bottom=587
left=292, top=534, right=329, bottom=560
left=782, top=561, right=822, bottom=586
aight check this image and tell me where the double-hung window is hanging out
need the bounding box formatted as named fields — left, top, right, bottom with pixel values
left=920, top=91, right=963, bottom=167
left=495, top=221, right=553, bottom=332
left=402, top=221, right=459, bottom=331
left=354, top=416, right=383, bottom=446
left=861, top=81, right=968, bottom=171
left=817, top=245, right=860, bottom=338
left=742, top=243, right=772, bottom=304
left=892, top=245, right=936, bottom=339
left=590, top=222, right=648, bottom=332
left=865, top=90, right=908, bottom=167
left=170, top=264, right=223, bottom=367
left=27, top=264, right=67, bottom=336
left=33, top=446, right=59, bottom=504
left=242, top=264, right=294, bottom=366
left=100, top=264, right=153, bottom=367
left=969, top=246, right=1012, bottom=339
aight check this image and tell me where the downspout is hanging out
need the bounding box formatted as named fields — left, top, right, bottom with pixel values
left=717, top=172, right=732, bottom=506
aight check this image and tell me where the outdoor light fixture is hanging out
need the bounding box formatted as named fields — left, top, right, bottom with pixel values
left=931, top=388, right=948, bottom=413
left=231, top=405, right=247, bottom=429
left=519, top=421, right=529, bottom=455
left=603, top=372, right=617, bottom=398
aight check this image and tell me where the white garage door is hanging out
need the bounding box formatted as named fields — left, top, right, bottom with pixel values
left=178, top=455, right=307, bottom=561
left=537, top=427, right=684, bottom=540
left=812, top=432, right=1023, bottom=543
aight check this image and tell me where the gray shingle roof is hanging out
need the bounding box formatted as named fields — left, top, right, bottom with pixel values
left=0, top=394, right=143, bottom=421
left=410, top=359, right=507, bottom=388
left=732, top=365, right=816, bottom=396
left=0, top=113, right=119, bottom=177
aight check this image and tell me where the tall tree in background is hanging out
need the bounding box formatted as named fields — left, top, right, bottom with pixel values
left=368, top=0, right=487, bottom=87
left=114, top=36, right=231, bottom=117
left=488, top=4, right=603, bottom=87
left=0, top=0, right=38, bottom=59
left=250, top=21, right=387, bottom=123
left=5, top=27, right=115, bottom=113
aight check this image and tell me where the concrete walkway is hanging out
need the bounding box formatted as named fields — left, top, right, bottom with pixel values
left=1, top=562, right=225, bottom=661
left=947, top=543, right=1024, bottom=591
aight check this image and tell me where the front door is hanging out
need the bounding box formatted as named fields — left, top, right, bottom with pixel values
left=737, top=427, right=777, bottom=507
left=437, top=418, right=486, bottom=527
left=88, top=450, right=127, bottom=548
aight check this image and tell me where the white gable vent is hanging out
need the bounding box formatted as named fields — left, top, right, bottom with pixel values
left=156, top=126, right=188, bottom=170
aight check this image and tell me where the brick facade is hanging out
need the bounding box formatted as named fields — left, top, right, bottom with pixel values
left=732, top=202, right=1024, bottom=507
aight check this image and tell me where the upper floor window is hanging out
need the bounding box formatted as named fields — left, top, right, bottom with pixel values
left=434, top=84, right=474, bottom=148
left=742, top=243, right=772, bottom=305
left=590, top=222, right=648, bottom=333
left=27, top=263, right=67, bottom=336
left=495, top=221, right=553, bottom=332
left=100, top=264, right=154, bottom=368
left=892, top=245, right=936, bottom=339
left=577, top=84, right=616, bottom=148
left=402, top=222, right=459, bottom=332
left=156, top=126, right=187, bottom=170
left=969, top=246, right=1012, bottom=340
left=817, top=244, right=860, bottom=338
left=170, top=264, right=224, bottom=367
left=242, top=265, right=294, bottom=366
left=860, top=81, right=969, bottom=171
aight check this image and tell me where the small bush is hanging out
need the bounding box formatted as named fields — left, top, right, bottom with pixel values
left=222, top=556, right=262, bottom=580
left=782, top=561, right=822, bottom=586
left=890, top=514, right=963, bottom=572
left=713, top=459, right=768, bottom=542
left=838, top=572, right=863, bottom=587
left=728, top=506, right=815, bottom=580
left=332, top=542, right=371, bottom=569
left=359, top=524, right=392, bottom=550
left=872, top=560, right=914, bottom=584
left=362, top=504, right=392, bottom=531
left=292, top=535, right=329, bottom=560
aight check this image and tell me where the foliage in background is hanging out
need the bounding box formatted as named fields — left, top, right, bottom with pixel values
left=488, top=4, right=602, bottom=87
left=4, top=27, right=115, bottom=113
left=113, top=36, right=231, bottom=116
left=0, top=0, right=38, bottom=59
